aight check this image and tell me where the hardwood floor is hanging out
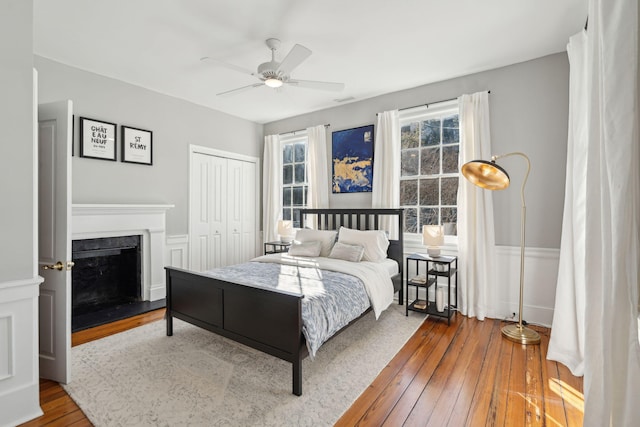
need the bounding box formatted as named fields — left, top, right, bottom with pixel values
left=21, top=309, right=583, bottom=426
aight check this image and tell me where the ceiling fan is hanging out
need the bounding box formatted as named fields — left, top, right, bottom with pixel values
left=201, top=38, right=345, bottom=97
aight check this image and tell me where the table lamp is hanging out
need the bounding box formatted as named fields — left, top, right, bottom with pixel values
left=423, top=225, right=444, bottom=257
left=277, top=220, right=294, bottom=243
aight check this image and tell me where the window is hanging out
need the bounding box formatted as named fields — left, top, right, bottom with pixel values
left=281, top=133, right=308, bottom=228
left=399, top=101, right=459, bottom=236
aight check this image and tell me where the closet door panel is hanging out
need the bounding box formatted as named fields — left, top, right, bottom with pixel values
left=210, top=155, right=227, bottom=268
left=241, top=161, right=257, bottom=260
left=227, top=159, right=244, bottom=266
left=190, top=153, right=212, bottom=271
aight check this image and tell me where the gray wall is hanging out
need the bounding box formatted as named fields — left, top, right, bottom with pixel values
left=264, top=53, right=569, bottom=249
left=0, top=0, right=34, bottom=281
left=35, top=57, right=264, bottom=235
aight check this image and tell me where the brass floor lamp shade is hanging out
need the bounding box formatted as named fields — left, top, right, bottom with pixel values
left=461, top=152, right=541, bottom=345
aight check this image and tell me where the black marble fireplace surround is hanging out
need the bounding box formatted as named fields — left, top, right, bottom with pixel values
left=72, top=235, right=163, bottom=331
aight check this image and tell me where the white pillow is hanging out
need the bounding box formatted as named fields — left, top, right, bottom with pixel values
left=328, top=242, right=364, bottom=262
left=294, top=229, right=337, bottom=257
left=287, top=240, right=322, bottom=257
left=337, top=227, right=389, bottom=263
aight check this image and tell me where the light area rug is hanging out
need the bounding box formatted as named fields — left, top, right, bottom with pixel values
left=63, top=304, right=424, bottom=426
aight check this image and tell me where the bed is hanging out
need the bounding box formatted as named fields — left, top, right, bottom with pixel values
left=164, top=208, right=404, bottom=395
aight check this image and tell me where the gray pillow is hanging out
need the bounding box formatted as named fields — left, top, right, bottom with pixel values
left=328, top=242, right=365, bottom=262
left=287, top=240, right=322, bottom=257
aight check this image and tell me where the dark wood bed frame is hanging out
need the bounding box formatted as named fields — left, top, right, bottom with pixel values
left=164, top=208, right=404, bottom=395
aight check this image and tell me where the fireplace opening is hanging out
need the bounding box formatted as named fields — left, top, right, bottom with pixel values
left=72, top=235, right=146, bottom=331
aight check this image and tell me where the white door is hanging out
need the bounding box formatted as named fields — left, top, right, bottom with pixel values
left=227, top=159, right=244, bottom=265
left=190, top=152, right=227, bottom=271
left=38, top=100, right=73, bottom=383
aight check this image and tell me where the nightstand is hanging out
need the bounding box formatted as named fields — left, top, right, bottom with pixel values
left=405, top=253, right=457, bottom=325
left=264, top=241, right=291, bottom=254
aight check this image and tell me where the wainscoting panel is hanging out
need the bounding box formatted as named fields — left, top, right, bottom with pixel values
left=403, top=245, right=560, bottom=327
left=0, top=315, right=12, bottom=380
left=165, top=235, right=189, bottom=269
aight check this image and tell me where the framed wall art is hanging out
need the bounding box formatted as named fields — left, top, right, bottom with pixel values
left=331, top=124, right=374, bottom=193
left=121, top=126, right=153, bottom=165
left=79, top=117, right=117, bottom=161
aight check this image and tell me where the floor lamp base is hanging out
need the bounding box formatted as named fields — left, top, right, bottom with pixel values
left=501, top=323, right=541, bottom=345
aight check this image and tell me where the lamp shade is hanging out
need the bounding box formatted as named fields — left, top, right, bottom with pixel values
left=422, top=225, right=444, bottom=246
left=461, top=160, right=510, bottom=191
left=277, top=220, right=293, bottom=236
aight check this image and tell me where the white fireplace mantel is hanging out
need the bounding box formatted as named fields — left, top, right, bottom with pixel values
left=72, top=203, right=174, bottom=301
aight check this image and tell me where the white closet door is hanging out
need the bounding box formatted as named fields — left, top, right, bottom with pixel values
left=190, top=152, right=213, bottom=271
left=241, top=161, right=257, bottom=261
left=190, top=147, right=258, bottom=270
left=209, top=155, right=227, bottom=268
left=227, top=158, right=244, bottom=266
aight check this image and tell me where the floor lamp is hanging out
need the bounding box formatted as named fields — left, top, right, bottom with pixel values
left=461, top=152, right=541, bottom=345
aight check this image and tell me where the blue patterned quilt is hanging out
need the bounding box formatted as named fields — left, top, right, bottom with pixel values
left=203, top=259, right=372, bottom=357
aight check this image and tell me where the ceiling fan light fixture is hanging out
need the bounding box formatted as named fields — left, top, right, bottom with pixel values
left=265, top=78, right=283, bottom=88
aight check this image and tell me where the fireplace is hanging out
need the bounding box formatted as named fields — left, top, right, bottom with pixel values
left=71, top=203, right=174, bottom=331
left=72, top=235, right=142, bottom=316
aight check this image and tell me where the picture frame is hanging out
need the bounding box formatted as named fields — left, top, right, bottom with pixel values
left=79, top=117, right=117, bottom=161
left=121, top=126, right=153, bottom=165
left=331, top=124, right=374, bottom=193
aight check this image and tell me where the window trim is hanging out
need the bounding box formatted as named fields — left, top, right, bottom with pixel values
left=399, top=100, right=459, bottom=246
left=280, top=131, right=309, bottom=228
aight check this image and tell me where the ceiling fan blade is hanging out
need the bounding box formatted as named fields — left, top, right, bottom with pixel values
left=288, top=79, right=345, bottom=92
left=276, top=44, right=312, bottom=75
left=216, top=83, right=264, bottom=97
left=200, top=57, right=255, bottom=76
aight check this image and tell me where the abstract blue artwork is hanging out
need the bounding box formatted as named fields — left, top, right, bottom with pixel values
left=332, top=125, right=374, bottom=193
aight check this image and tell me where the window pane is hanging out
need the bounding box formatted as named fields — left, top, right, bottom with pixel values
left=401, top=149, right=419, bottom=176
left=404, top=208, right=417, bottom=233
left=400, top=180, right=418, bottom=205
left=401, top=123, right=420, bottom=149
left=283, top=144, right=293, bottom=164
left=283, top=208, right=291, bottom=221
left=442, top=145, right=459, bottom=173
left=442, top=115, right=459, bottom=144
left=419, top=178, right=439, bottom=205
left=421, top=119, right=440, bottom=146
left=293, top=187, right=304, bottom=205
left=420, top=207, right=439, bottom=227
left=294, top=164, right=305, bottom=184
left=283, top=187, right=292, bottom=207
left=283, top=164, right=293, bottom=184
left=303, top=186, right=308, bottom=205
left=442, top=208, right=457, bottom=235
left=294, top=142, right=305, bottom=162
left=441, top=177, right=458, bottom=205
left=420, top=147, right=440, bottom=175
left=292, top=209, right=301, bottom=229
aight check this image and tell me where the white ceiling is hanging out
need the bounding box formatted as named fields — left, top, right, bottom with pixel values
left=34, top=0, right=587, bottom=124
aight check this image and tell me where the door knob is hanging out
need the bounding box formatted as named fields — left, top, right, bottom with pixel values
left=42, top=261, right=75, bottom=271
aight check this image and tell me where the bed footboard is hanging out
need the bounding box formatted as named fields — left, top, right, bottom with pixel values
left=165, top=267, right=306, bottom=395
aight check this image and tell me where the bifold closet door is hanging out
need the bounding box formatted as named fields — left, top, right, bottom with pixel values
left=190, top=152, right=256, bottom=271
left=190, top=152, right=227, bottom=271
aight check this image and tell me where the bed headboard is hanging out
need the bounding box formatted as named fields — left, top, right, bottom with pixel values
left=298, top=208, right=404, bottom=291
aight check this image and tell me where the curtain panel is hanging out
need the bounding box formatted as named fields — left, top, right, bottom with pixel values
left=372, top=110, right=400, bottom=238
left=263, top=134, right=281, bottom=243
left=549, top=0, right=640, bottom=424
left=456, top=91, right=496, bottom=320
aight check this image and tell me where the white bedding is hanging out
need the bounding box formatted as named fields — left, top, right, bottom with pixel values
left=252, top=253, right=394, bottom=319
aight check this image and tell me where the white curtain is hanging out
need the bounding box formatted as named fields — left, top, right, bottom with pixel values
left=549, top=0, right=640, bottom=424
left=456, top=91, right=496, bottom=320
left=372, top=110, right=400, bottom=238
left=263, top=134, right=281, bottom=243
left=547, top=31, right=588, bottom=376
left=306, top=125, right=329, bottom=210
